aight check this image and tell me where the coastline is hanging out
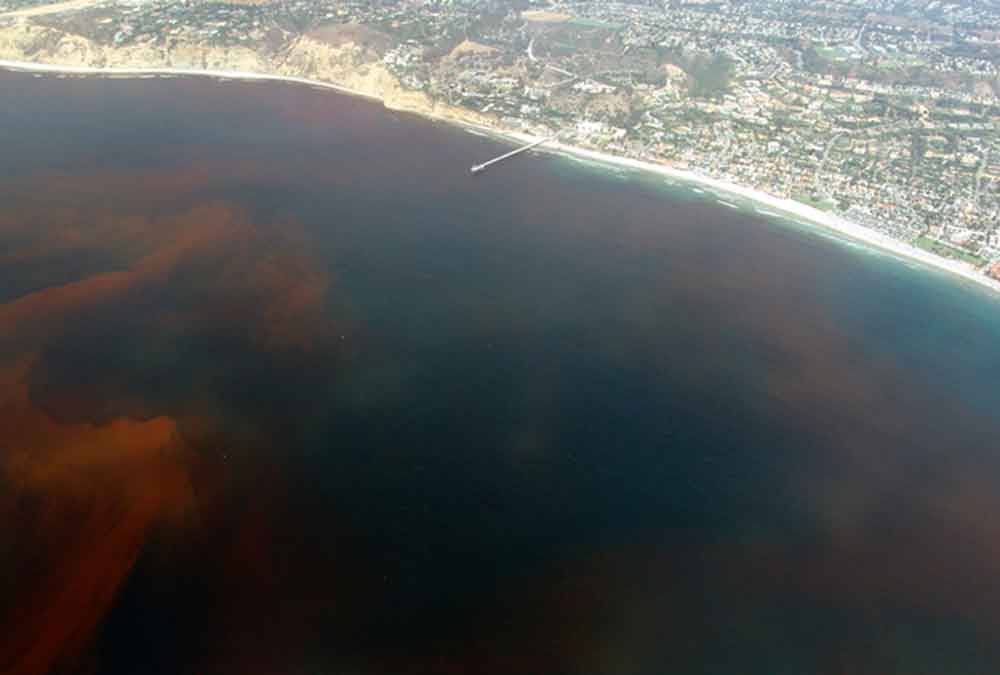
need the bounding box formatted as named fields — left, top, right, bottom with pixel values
left=3, top=57, right=999, bottom=299
left=507, top=133, right=1000, bottom=298
left=0, top=58, right=383, bottom=101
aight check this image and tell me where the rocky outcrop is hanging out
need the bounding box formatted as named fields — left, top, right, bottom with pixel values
left=989, top=260, right=1000, bottom=281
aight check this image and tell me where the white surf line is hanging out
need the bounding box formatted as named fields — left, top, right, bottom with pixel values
left=4, top=57, right=999, bottom=298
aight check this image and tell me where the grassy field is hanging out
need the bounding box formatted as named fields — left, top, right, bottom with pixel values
left=793, top=193, right=836, bottom=211
left=914, top=236, right=988, bottom=266
left=567, top=17, right=623, bottom=30
left=816, top=46, right=852, bottom=62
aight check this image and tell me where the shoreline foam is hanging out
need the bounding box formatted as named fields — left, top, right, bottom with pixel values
left=3, top=57, right=999, bottom=299
left=504, top=132, right=1000, bottom=298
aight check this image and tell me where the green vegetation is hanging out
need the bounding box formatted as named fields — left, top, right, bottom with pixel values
left=540, top=22, right=620, bottom=55
left=661, top=52, right=733, bottom=99
left=914, top=236, right=988, bottom=266
left=876, top=53, right=926, bottom=70
left=793, top=193, right=837, bottom=211
left=567, top=17, right=623, bottom=30
left=815, top=46, right=848, bottom=62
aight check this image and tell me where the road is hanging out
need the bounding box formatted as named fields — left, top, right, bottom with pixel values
left=815, top=132, right=847, bottom=194
left=1, top=0, right=103, bottom=17
left=975, top=150, right=990, bottom=202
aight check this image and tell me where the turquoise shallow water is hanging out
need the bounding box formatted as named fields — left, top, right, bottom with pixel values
left=2, top=71, right=1000, bottom=675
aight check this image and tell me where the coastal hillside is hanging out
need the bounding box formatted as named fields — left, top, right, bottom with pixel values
left=0, top=18, right=490, bottom=126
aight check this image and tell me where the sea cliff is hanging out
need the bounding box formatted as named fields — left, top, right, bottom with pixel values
left=0, top=19, right=490, bottom=126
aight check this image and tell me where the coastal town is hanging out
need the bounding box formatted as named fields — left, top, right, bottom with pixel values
left=2, top=0, right=999, bottom=282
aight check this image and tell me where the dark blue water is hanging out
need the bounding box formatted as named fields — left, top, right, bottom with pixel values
left=2, top=71, right=1000, bottom=675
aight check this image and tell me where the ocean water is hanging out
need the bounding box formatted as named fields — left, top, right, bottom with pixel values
left=2, top=71, right=1000, bottom=675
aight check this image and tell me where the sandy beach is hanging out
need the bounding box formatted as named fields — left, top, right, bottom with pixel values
left=0, top=58, right=382, bottom=100
left=3, top=57, right=999, bottom=298
left=504, top=132, right=1000, bottom=298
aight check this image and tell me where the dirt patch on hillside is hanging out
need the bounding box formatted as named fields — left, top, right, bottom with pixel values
left=446, top=39, right=497, bottom=60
